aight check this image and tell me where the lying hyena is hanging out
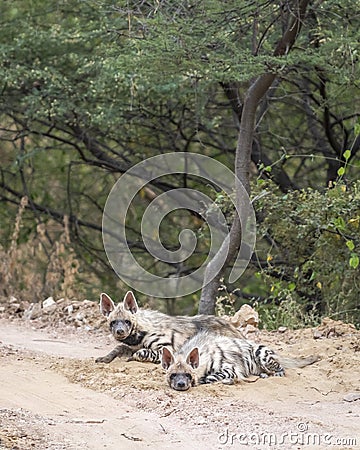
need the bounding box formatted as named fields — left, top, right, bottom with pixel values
left=162, top=330, right=320, bottom=391
left=96, top=291, right=245, bottom=364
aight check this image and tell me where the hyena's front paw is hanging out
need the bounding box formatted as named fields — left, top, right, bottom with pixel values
left=95, top=354, right=114, bottom=364
left=204, top=375, right=235, bottom=385
left=204, top=370, right=236, bottom=385
left=203, top=374, right=220, bottom=384
left=95, top=345, right=133, bottom=363
left=221, top=378, right=235, bottom=385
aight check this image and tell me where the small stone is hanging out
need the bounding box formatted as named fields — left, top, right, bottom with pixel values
left=225, top=304, right=259, bottom=329
left=65, top=305, right=74, bottom=314
left=241, top=324, right=260, bottom=339
left=343, top=392, right=360, bottom=402
left=75, top=312, right=84, bottom=321
left=278, top=326, right=287, bottom=333
left=43, top=297, right=56, bottom=309
left=23, top=303, right=42, bottom=320
left=313, top=330, right=323, bottom=340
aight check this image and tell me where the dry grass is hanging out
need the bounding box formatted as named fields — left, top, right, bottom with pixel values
left=0, top=199, right=83, bottom=303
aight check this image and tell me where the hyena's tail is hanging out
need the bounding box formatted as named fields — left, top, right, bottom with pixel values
left=278, top=354, right=320, bottom=369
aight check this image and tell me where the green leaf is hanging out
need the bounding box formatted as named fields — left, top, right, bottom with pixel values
left=337, top=167, right=345, bottom=177
left=354, top=122, right=360, bottom=137
left=349, top=254, right=359, bottom=269
left=343, top=150, right=351, bottom=161
left=288, top=282, right=296, bottom=291
left=346, top=240, right=355, bottom=251
left=309, top=271, right=317, bottom=282
left=333, top=217, right=346, bottom=230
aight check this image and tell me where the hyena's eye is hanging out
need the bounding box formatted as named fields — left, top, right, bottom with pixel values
left=170, top=373, right=177, bottom=380
left=124, top=320, right=131, bottom=327
left=185, top=374, right=193, bottom=380
left=109, top=320, right=116, bottom=328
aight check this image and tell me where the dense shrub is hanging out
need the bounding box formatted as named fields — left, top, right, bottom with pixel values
left=251, top=180, right=360, bottom=328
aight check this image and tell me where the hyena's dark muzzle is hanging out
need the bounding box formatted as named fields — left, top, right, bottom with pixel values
left=169, top=373, right=193, bottom=391
left=109, top=319, right=132, bottom=340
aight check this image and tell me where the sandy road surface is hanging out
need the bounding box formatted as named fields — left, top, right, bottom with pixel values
left=0, top=319, right=360, bottom=449
left=0, top=322, right=210, bottom=449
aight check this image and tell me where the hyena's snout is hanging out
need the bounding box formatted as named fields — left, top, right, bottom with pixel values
left=170, top=373, right=192, bottom=391
left=110, top=319, right=131, bottom=340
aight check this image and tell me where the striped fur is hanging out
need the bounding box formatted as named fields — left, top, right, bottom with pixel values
left=162, top=330, right=319, bottom=391
left=96, top=291, right=245, bottom=364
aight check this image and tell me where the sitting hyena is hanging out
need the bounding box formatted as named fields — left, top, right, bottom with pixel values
left=96, top=291, right=245, bottom=364
left=162, top=330, right=320, bottom=391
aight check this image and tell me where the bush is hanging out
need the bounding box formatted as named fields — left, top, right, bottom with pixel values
left=252, top=180, right=360, bottom=328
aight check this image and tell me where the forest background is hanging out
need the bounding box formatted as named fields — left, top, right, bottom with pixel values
left=0, top=0, right=359, bottom=328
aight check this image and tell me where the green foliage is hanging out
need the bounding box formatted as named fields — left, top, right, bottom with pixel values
left=253, top=180, right=360, bottom=328
left=255, top=297, right=319, bottom=331
left=0, top=0, right=359, bottom=319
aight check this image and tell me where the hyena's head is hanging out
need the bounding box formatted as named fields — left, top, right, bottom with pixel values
left=161, top=347, right=199, bottom=391
left=99, top=291, right=139, bottom=342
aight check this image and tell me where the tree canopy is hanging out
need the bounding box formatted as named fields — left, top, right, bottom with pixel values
left=0, top=0, right=359, bottom=326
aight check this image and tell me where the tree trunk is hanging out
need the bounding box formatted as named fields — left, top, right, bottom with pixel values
left=198, top=0, right=311, bottom=314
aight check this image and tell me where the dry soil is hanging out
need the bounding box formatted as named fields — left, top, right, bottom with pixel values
left=0, top=300, right=359, bottom=450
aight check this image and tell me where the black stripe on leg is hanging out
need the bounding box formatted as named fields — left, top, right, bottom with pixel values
left=255, top=345, right=265, bottom=358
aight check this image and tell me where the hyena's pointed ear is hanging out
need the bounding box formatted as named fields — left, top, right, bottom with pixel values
left=186, top=347, right=200, bottom=369
left=161, top=347, right=174, bottom=370
left=123, top=291, right=138, bottom=314
left=99, top=293, right=115, bottom=317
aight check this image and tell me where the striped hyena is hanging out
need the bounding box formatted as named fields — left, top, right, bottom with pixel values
left=162, top=330, right=320, bottom=391
left=96, top=291, right=245, bottom=364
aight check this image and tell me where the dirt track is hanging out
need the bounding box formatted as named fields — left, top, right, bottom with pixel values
left=0, top=317, right=359, bottom=449
left=0, top=322, right=212, bottom=450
